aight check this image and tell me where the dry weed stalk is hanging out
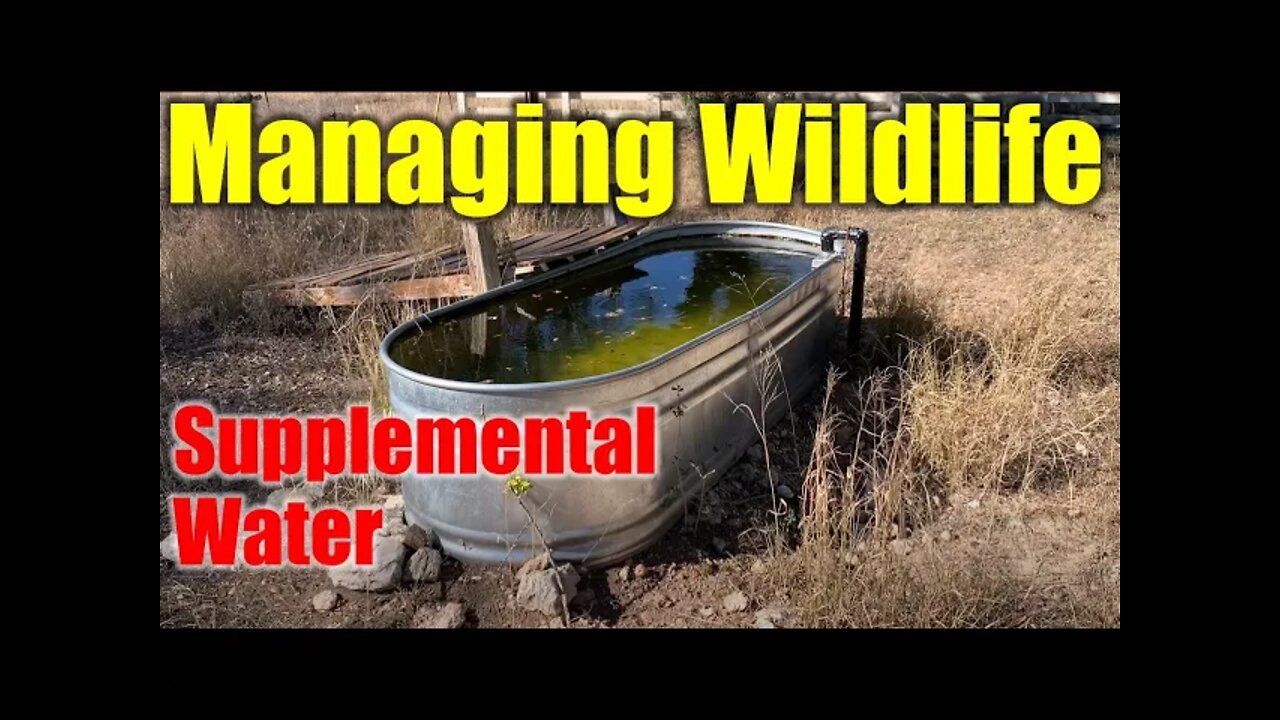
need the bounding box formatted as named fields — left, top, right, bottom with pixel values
left=723, top=273, right=801, bottom=551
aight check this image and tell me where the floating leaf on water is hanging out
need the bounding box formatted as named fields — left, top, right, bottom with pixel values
left=488, top=315, right=498, bottom=320
left=515, top=305, right=537, bottom=321
left=553, top=337, right=559, bottom=342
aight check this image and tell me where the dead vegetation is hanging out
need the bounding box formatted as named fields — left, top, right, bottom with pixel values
left=766, top=270, right=1119, bottom=627
left=159, top=92, right=1120, bottom=627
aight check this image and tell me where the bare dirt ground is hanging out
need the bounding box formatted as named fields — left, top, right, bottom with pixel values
left=159, top=93, right=1119, bottom=628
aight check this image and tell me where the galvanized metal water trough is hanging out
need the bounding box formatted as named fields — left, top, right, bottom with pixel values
left=380, top=221, right=866, bottom=568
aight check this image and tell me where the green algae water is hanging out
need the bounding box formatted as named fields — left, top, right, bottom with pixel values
left=387, top=241, right=815, bottom=383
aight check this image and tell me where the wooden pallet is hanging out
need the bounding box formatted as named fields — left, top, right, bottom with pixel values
left=244, top=220, right=650, bottom=307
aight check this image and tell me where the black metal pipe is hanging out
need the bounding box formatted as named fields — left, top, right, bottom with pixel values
left=820, top=228, right=837, bottom=253
left=847, top=227, right=870, bottom=359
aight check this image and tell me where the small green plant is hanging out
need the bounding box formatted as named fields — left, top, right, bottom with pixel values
left=505, top=472, right=571, bottom=626
left=506, top=472, right=532, bottom=497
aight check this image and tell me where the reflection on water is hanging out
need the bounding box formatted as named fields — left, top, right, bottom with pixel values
left=387, top=244, right=814, bottom=383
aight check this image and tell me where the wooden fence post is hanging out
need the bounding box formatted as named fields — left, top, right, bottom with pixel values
left=601, top=183, right=624, bottom=227
left=462, top=219, right=500, bottom=294
left=469, top=313, right=488, bottom=357
left=462, top=219, right=499, bottom=357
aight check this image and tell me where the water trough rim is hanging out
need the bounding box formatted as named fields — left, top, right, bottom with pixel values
left=379, top=220, right=841, bottom=393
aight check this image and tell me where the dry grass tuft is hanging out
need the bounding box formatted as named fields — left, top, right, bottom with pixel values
left=908, top=276, right=1116, bottom=492
left=781, top=239, right=1119, bottom=625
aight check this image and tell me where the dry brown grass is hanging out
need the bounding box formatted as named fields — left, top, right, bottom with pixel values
left=158, top=93, right=1120, bottom=627
left=769, top=186, right=1120, bottom=625
left=777, top=290, right=1120, bottom=626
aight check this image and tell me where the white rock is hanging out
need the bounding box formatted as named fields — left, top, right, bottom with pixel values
left=722, top=591, right=749, bottom=613
left=407, top=548, right=443, bottom=583
left=160, top=532, right=179, bottom=563
left=751, top=559, right=767, bottom=574
left=327, top=531, right=406, bottom=592
left=414, top=602, right=466, bottom=629
left=890, top=539, right=912, bottom=556
left=382, top=494, right=406, bottom=524
left=381, top=518, right=408, bottom=537
left=266, top=484, right=323, bottom=510
left=516, top=563, right=580, bottom=616
left=312, top=590, right=340, bottom=612
left=938, top=530, right=953, bottom=542
left=965, top=499, right=981, bottom=510
left=754, top=607, right=785, bottom=628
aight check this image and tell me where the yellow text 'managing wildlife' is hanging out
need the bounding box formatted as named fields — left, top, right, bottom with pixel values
left=167, top=101, right=1102, bottom=217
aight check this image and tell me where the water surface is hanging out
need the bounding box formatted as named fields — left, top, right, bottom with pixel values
left=387, top=243, right=814, bottom=383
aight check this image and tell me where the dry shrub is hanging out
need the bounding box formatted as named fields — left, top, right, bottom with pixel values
left=801, top=369, right=843, bottom=546
left=321, top=298, right=439, bottom=414
left=784, top=266, right=1119, bottom=625
left=328, top=473, right=391, bottom=507
left=908, top=275, right=1114, bottom=491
